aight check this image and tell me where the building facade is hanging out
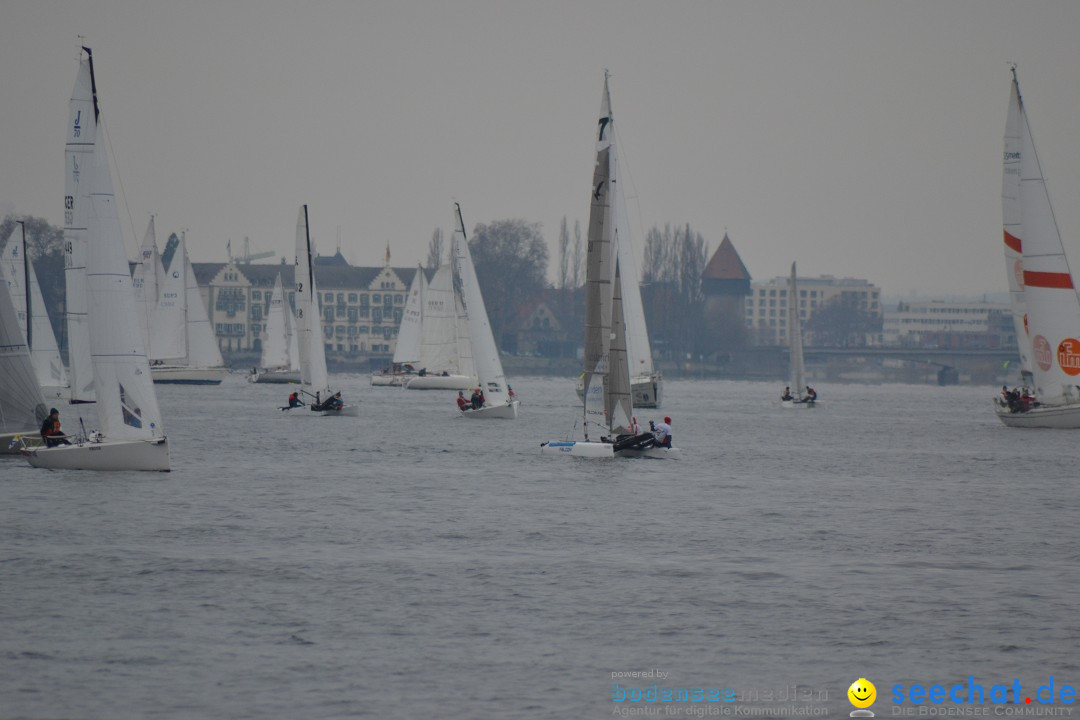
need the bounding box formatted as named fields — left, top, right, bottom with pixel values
left=745, top=275, right=882, bottom=346
left=883, top=300, right=1014, bottom=349
left=191, top=253, right=420, bottom=358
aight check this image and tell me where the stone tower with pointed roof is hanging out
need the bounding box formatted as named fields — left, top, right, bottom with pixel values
left=702, top=233, right=751, bottom=351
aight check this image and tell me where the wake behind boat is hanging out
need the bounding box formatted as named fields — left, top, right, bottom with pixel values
left=994, top=68, right=1080, bottom=429
left=290, top=205, right=358, bottom=417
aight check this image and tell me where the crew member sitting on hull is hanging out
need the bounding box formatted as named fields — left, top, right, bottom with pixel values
left=781, top=386, right=793, bottom=401
left=805, top=386, right=817, bottom=402
left=288, top=392, right=303, bottom=408
left=653, top=416, right=673, bottom=448
left=456, top=390, right=469, bottom=412
left=40, top=408, right=71, bottom=447
left=312, top=392, right=344, bottom=412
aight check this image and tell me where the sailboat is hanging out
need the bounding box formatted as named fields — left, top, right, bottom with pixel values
left=249, top=273, right=301, bottom=383
left=782, top=262, right=816, bottom=408
left=148, top=232, right=227, bottom=384
left=24, top=47, right=169, bottom=471
left=370, top=265, right=424, bottom=386
left=451, top=203, right=519, bottom=419
left=1, top=222, right=70, bottom=401
left=541, top=73, right=676, bottom=458
left=0, top=259, right=49, bottom=454
left=404, top=253, right=477, bottom=391
left=573, top=90, right=662, bottom=409
left=290, top=205, right=359, bottom=416
left=994, top=68, right=1080, bottom=429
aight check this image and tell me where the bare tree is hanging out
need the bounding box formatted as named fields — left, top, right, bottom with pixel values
left=571, top=219, right=584, bottom=289
left=469, top=218, right=549, bottom=349
left=641, top=223, right=707, bottom=358
left=426, top=227, right=444, bottom=271
left=557, top=216, right=570, bottom=289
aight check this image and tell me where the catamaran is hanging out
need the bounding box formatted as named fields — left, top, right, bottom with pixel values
left=1, top=222, right=69, bottom=401
left=993, top=67, right=1080, bottom=428
left=249, top=273, right=301, bottom=383
left=289, top=205, right=359, bottom=416
left=782, top=262, right=816, bottom=408
left=147, top=231, right=227, bottom=385
left=541, top=73, right=676, bottom=457
left=24, top=47, right=169, bottom=471
left=451, top=203, right=519, bottom=419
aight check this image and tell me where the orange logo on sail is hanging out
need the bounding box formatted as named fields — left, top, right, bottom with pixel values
left=1058, top=338, right=1080, bottom=376
left=1033, top=335, right=1052, bottom=371
left=1015, top=260, right=1025, bottom=289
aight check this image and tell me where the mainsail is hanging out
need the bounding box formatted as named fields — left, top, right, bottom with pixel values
left=295, top=205, right=330, bottom=400
left=787, top=262, right=807, bottom=399
left=1002, top=69, right=1032, bottom=384
left=392, top=265, right=425, bottom=367
left=0, top=264, right=48, bottom=435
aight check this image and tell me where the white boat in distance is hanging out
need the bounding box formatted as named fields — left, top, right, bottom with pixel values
left=371, top=265, right=423, bottom=386
left=25, top=47, right=169, bottom=471
left=249, top=273, right=301, bottom=384
left=148, top=231, right=227, bottom=385
left=451, top=203, right=519, bottom=419
left=288, top=205, right=358, bottom=417
left=404, top=255, right=477, bottom=390
left=541, top=74, right=676, bottom=458
left=782, top=262, right=816, bottom=408
left=994, top=67, right=1080, bottom=428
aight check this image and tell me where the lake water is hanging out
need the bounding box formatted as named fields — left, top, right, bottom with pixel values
left=1, top=376, right=1078, bottom=719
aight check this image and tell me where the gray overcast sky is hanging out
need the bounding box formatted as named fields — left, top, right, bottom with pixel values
left=2, top=1, right=1079, bottom=297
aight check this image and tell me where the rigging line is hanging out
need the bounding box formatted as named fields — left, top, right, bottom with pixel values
left=99, top=112, right=139, bottom=258
left=612, top=120, right=647, bottom=268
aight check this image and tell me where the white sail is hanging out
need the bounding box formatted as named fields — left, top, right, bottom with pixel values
left=0, top=266, right=48, bottom=436
left=1002, top=71, right=1032, bottom=383
left=183, top=248, right=224, bottom=369
left=419, top=263, right=466, bottom=375
left=2, top=227, right=68, bottom=391
left=393, top=265, right=425, bottom=366
left=295, top=205, right=330, bottom=399
left=151, top=237, right=187, bottom=362
left=613, top=158, right=654, bottom=381
left=608, top=259, right=633, bottom=435
left=787, top=262, right=807, bottom=398
left=1014, top=72, right=1080, bottom=406
left=84, top=111, right=164, bottom=441
left=132, top=216, right=160, bottom=354
left=451, top=203, right=509, bottom=406
left=64, top=51, right=97, bottom=404
left=261, top=273, right=291, bottom=370
left=285, top=293, right=300, bottom=371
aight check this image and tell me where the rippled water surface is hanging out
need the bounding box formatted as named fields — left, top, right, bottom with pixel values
left=2, top=376, right=1078, bottom=719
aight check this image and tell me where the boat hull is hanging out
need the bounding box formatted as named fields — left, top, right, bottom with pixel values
left=994, top=400, right=1080, bottom=428
left=781, top=399, right=817, bottom=409
left=461, top=401, right=519, bottom=419
left=576, top=374, right=663, bottom=408
left=23, top=437, right=170, bottom=471
left=370, top=373, right=413, bottom=387
left=406, top=374, right=477, bottom=390
left=249, top=369, right=301, bottom=384
left=283, top=403, right=360, bottom=417
left=540, top=440, right=614, bottom=458
left=151, top=366, right=227, bottom=385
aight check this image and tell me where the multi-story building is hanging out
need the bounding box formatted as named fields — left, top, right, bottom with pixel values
left=191, top=251, right=421, bottom=357
left=883, top=300, right=1015, bottom=349
left=745, top=274, right=882, bottom=346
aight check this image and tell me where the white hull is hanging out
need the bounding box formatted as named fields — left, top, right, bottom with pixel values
left=406, top=374, right=477, bottom=390
left=576, top=374, right=663, bottom=408
left=23, top=437, right=170, bottom=471
left=781, top=399, right=817, bottom=409
left=461, top=400, right=519, bottom=419
left=539, top=439, right=679, bottom=458
left=370, top=373, right=414, bottom=387
left=249, top=369, right=301, bottom=384
left=994, top=400, right=1080, bottom=428
left=151, top=365, right=227, bottom=385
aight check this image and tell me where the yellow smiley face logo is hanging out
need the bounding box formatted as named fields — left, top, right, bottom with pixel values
left=848, top=678, right=876, bottom=708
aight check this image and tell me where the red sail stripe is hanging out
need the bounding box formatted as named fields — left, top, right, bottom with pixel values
left=1003, top=230, right=1022, bottom=254
left=1023, top=270, right=1075, bottom=289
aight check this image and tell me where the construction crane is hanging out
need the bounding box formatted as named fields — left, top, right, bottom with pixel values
left=227, top=236, right=275, bottom=264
